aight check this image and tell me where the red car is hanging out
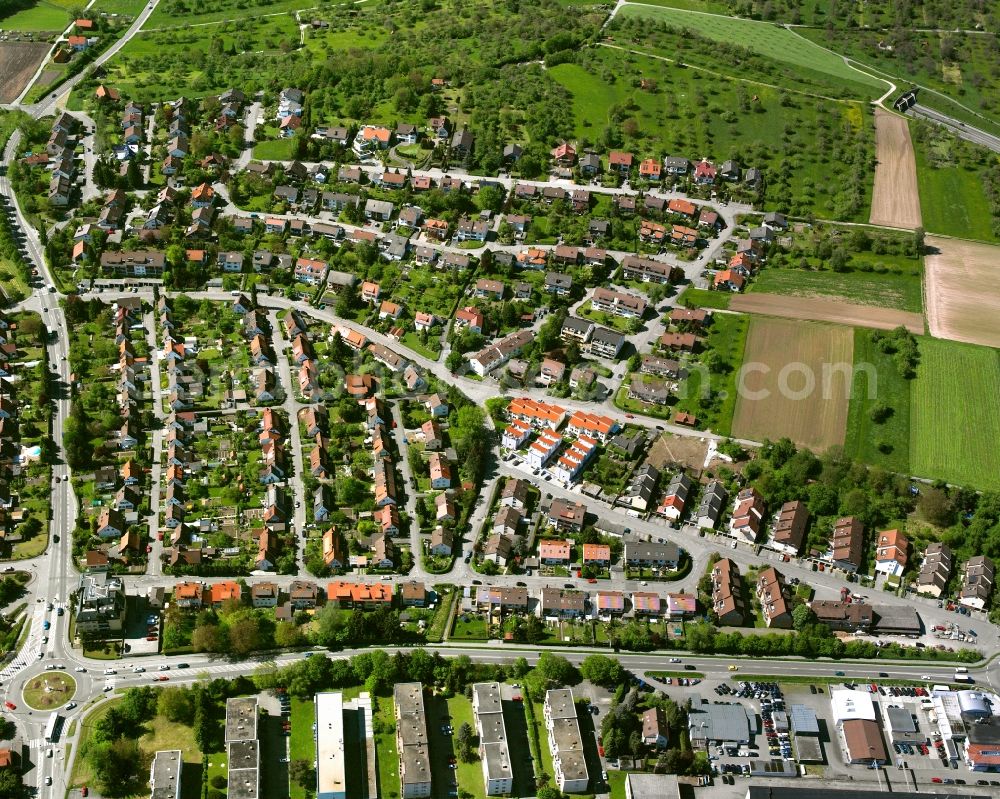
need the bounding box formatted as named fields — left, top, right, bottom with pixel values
left=625, top=413, right=634, bottom=419
left=82, top=788, right=88, bottom=798
left=931, top=778, right=943, bottom=784
left=587, top=578, right=597, bottom=584
left=4, top=701, right=15, bottom=710
left=146, top=635, right=158, bottom=641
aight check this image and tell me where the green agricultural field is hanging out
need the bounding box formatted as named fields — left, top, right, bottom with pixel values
left=913, top=131, right=998, bottom=242
left=843, top=328, right=911, bottom=473
left=0, top=0, right=70, bottom=30
left=145, top=0, right=316, bottom=28
left=677, top=287, right=731, bottom=309
left=910, top=338, right=1000, bottom=489
left=751, top=264, right=923, bottom=313
left=89, top=0, right=148, bottom=15
left=614, top=5, right=887, bottom=93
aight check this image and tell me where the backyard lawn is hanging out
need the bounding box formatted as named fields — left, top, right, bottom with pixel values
left=451, top=613, right=489, bottom=641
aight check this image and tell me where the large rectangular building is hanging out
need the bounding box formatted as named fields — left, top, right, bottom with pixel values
left=393, top=683, right=432, bottom=798
left=543, top=688, right=589, bottom=793
left=226, top=697, right=259, bottom=799
left=315, top=692, right=377, bottom=799
left=150, top=750, right=183, bottom=799
left=472, top=683, right=513, bottom=795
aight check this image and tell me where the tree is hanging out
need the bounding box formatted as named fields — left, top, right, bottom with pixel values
left=274, top=620, right=303, bottom=648
left=87, top=738, right=143, bottom=796
left=579, top=654, right=626, bottom=688
left=456, top=721, right=475, bottom=762
left=289, top=759, right=315, bottom=789
left=791, top=603, right=815, bottom=631
left=192, top=623, right=226, bottom=652
left=157, top=687, right=194, bottom=724
left=919, top=487, right=954, bottom=527
left=0, top=768, right=25, bottom=799
left=228, top=616, right=262, bottom=656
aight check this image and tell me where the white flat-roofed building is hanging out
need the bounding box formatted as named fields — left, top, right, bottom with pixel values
left=830, top=689, right=876, bottom=725
left=472, top=683, right=514, bottom=795
left=315, top=691, right=377, bottom=799
left=150, top=750, right=183, bottom=799
left=544, top=688, right=589, bottom=793
left=316, top=693, right=347, bottom=799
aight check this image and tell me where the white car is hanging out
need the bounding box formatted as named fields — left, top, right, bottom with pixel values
left=75, top=667, right=86, bottom=673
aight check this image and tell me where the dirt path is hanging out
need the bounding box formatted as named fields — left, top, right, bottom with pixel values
left=925, top=235, right=1000, bottom=348
left=729, top=293, right=925, bottom=333
left=870, top=107, right=923, bottom=229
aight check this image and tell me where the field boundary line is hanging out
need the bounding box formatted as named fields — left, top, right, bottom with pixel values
left=599, top=43, right=862, bottom=105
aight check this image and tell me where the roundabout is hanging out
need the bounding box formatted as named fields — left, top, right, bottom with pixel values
left=22, top=672, right=76, bottom=711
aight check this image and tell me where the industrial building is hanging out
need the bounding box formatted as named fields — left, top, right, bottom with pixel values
left=744, top=788, right=989, bottom=799
left=394, top=682, right=432, bottom=798
left=829, top=689, right=887, bottom=765
left=789, top=705, right=823, bottom=763
left=543, top=688, right=590, bottom=793
left=472, top=683, right=514, bottom=795
left=314, top=691, right=376, bottom=799
left=624, top=773, right=680, bottom=799
left=688, top=700, right=753, bottom=749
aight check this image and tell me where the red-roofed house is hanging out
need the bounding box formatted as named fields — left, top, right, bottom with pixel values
left=539, top=538, right=572, bottom=565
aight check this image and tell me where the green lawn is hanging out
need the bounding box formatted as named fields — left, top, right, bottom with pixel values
left=677, top=287, right=731, bottom=310
left=146, top=0, right=316, bottom=28
left=400, top=331, right=441, bottom=360
left=0, top=0, right=70, bottom=30
left=913, top=133, right=998, bottom=242
left=451, top=613, right=489, bottom=641
left=751, top=264, right=923, bottom=313
left=253, top=137, right=298, bottom=160
left=673, top=310, right=749, bottom=435
left=22, top=672, right=76, bottom=710
left=615, top=4, right=887, bottom=93
left=843, top=328, right=911, bottom=473
left=446, top=694, right=486, bottom=799
left=289, top=697, right=314, bottom=799
left=89, top=0, right=147, bottom=14
left=910, top=337, right=1000, bottom=489
left=373, top=693, right=401, bottom=799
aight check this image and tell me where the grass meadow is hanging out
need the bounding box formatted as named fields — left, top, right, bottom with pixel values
left=843, top=328, right=911, bottom=473
left=909, top=337, right=1000, bottom=489
left=615, top=4, right=887, bottom=94
left=751, top=263, right=923, bottom=313
left=913, top=133, right=998, bottom=242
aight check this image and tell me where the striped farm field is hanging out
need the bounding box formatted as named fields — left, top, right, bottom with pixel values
left=732, top=318, right=854, bottom=451
left=910, top=338, right=1000, bottom=489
